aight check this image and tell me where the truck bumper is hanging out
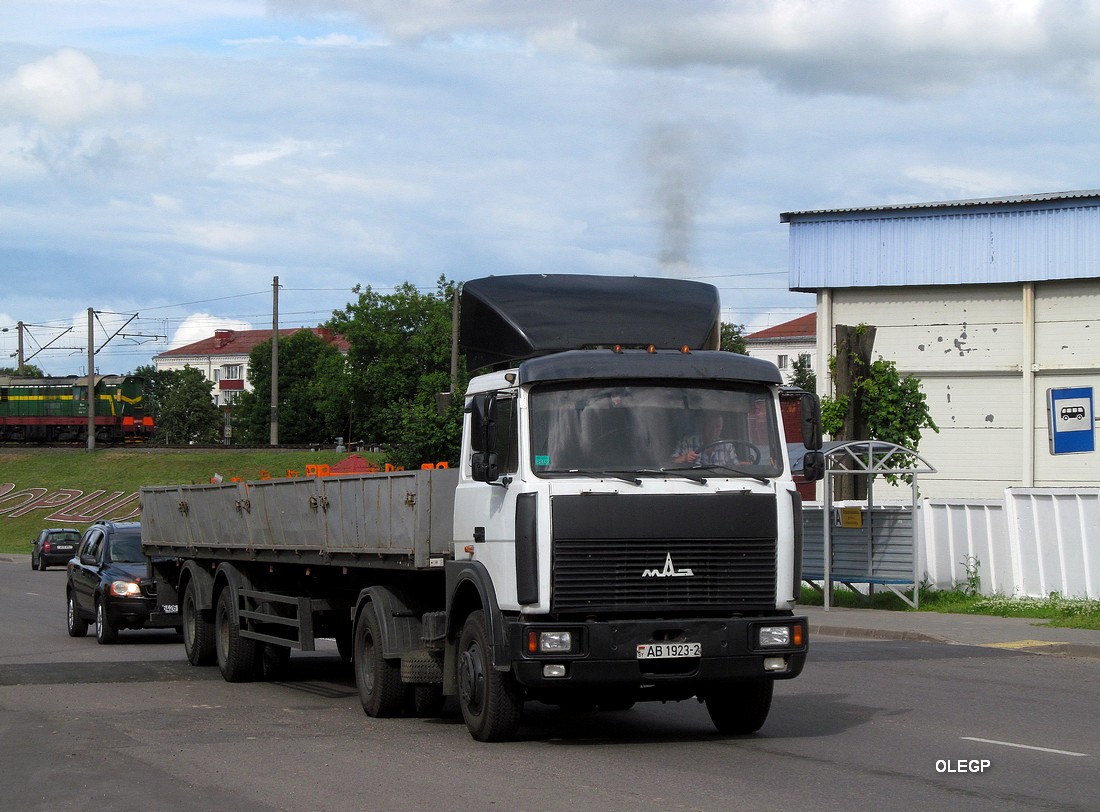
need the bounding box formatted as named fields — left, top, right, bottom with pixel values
left=506, top=615, right=807, bottom=689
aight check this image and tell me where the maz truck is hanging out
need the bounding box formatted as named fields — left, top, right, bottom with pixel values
left=141, top=274, right=825, bottom=741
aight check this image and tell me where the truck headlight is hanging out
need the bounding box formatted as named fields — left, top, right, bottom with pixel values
left=526, top=629, right=575, bottom=654
left=539, top=631, right=573, bottom=653
left=758, top=625, right=791, bottom=647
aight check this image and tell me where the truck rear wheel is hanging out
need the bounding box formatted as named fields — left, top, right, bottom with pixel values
left=182, top=579, right=216, bottom=666
left=457, top=610, right=523, bottom=742
left=354, top=604, right=404, bottom=717
left=215, top=588, right=257, bottom=682
left=704, top=680, right=773, bottom=734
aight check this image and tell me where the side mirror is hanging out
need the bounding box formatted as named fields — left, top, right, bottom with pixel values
left=467, top=394, right=497, bottom=454
left=802, top=450, right=826, bottom=482
left=800, top=392, right=823, bottom=451
left=471, top=452, right=499, bottom=483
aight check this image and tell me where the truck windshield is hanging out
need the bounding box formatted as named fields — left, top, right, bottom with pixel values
left=528, top=382, right=784, bottom=479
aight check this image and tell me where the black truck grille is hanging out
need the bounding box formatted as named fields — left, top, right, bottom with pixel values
left=552, top=537, right=776, bottom=612
left=550, top=492, right=778, bottom=615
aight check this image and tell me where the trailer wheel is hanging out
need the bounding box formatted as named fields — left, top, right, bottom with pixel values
left=67, top=592, right=88, bottom=637
left=704, top=680, right=773, bottom=734
left=457, top=610, right=523, bottom=742
left=182, top=579, right=216, bottom=666
left=354, top=604, right=404, bottom=717
left=215, top=588, right=257, bottom=682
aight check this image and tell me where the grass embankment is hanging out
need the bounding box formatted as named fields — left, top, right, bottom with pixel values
left=0, top=447, right=378, bottom=555
left=799, top=585, right=1100, bottom=631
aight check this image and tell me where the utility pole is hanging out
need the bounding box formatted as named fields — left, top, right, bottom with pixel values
left=270, top=276, right=279, bottom=446
left=16, top=321, right=24, bottom=375
left=87, top=308, right=95, bottom=451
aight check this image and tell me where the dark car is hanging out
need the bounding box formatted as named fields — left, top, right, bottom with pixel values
left=31, top=528, right=81, bottom=570
left=66, top=521, right=180, bottom=644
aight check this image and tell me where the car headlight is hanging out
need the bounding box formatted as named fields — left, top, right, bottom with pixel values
left=109, top=580, right=142, bottom=598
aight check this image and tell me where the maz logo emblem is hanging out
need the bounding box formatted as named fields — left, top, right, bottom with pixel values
left=642, top=553, right=694, bottom=578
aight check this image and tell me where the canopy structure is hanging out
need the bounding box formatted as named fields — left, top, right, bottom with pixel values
left=816, top=441, right=937, bottom=610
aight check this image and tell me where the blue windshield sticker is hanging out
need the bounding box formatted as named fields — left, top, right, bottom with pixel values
left=535, top=455, right=550, bottom=466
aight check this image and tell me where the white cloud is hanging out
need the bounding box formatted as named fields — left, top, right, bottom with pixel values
left=0, top=49, right=148, bottom=127
left=169, top=314, right=254, bottom=349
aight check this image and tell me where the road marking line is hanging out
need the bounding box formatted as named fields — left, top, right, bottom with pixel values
left=961, top=737, right=1089, bottom=757
left=982, top=640, right=1063, bottom=650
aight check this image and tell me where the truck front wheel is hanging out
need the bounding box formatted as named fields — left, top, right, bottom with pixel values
left=182, top=579, right=216, bottom=666
left=215, top=588, right=257, bottom=682
left=704, top=680, right=773, bottom=734
left=354, top=604, right=404, bottom=718
left=457, top=610, right=523, bottom=742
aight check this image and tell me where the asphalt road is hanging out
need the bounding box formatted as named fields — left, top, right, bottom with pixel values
left=2, top=558, right=1097, bottom=812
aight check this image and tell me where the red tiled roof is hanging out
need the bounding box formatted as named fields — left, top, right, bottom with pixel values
left=745, top=313, right=816, bottom=341
left=157, top=327, right=351, bottom=358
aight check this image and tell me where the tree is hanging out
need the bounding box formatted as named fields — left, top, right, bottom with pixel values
left=820, top=326, right=938, bottom=490
left=137, top=365, right=222, bottom=445
left=720, top=322, right=746, bottom=354
left=233, top=329, right=351, bottom=445
left=327, top=278, right=465, bottom=468
left=0, top=364, right=45, bottom=377
left=787, top=354, right=816, bottom=392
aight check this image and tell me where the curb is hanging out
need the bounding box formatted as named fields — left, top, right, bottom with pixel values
left=811, top=623, right=1100, bottom=659
left=810, top=623, right=950, bottom=645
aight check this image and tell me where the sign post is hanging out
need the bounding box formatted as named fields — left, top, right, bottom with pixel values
left=1047, top=387, right=1095, bottom=455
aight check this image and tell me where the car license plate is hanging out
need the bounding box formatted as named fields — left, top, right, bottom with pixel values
left=636, top=642, right=701, bottom=659
left=56, top=545, right=74, bottom=552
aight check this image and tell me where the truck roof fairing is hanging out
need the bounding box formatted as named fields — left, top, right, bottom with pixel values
left=460, top=274, right=721, bottom=372
left=518, top=349, right=783, bottom=386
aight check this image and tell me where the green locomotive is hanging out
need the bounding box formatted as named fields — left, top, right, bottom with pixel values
left=0, top=375, right=154, bottom=443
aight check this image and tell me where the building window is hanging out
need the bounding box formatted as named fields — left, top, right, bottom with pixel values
left=777, top=354, right=789, bottom=370
left=222, top=364, right=244, bottom=380
left=798, top=353, right=811, bottom=368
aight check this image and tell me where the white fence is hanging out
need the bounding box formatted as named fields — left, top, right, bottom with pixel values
left=805, top=488, right=1100, bottom=600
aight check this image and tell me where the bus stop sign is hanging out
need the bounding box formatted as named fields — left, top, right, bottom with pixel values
left=1048, top=387, right=1095, bottom=455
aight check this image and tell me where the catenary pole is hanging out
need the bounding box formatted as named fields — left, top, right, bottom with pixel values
left=270, top=276, right=279, bottom=446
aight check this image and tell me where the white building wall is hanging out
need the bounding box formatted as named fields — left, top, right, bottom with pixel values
left=745, top=339, right=815, bottom=382
left=823, top=279, right=1100, bottom=499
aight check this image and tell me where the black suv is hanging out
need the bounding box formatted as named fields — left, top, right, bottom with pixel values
left=66, top=521, right=180, bottom=643
left=31, top=528, right=81, bottom=570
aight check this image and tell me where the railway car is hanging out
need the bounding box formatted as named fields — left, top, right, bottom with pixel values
left=0, top=374, right=154, bottom=443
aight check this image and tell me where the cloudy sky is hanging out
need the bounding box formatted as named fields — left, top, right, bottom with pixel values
left=3, top=0, right=1100, bottom=375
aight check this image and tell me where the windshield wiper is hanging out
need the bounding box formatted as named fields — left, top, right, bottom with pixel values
left=692, top=464, right=770, bottom=484
left=565, top=469, right=643, bottom=486
left=637, top=468, right=709, bottom=485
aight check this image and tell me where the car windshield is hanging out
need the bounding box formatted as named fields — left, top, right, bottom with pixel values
left=528, top=381, right=784, bottom=478
left=108, top=533, right=145, bottom=564
left=52, top=532, right=79, bottom=543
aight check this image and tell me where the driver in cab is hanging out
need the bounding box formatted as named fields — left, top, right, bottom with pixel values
left=670, top=411, right=739, bottom=466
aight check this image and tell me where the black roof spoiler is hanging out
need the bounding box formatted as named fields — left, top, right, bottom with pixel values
left=460, top=274, right=721, bottom=372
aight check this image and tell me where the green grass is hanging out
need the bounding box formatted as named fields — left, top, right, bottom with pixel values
left=0, top=447, right=381, bottom=555
left=798, top=585, right=1100, bottom=630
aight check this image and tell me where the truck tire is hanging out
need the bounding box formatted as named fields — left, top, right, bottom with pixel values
left=704, top=680, right=773, bottom=734
left=215, top=587, right=257, bottom=682
left=95, top=597, right=118, bottom=644
left=354, top=603, right=405, bottom=717
left=457, top=610, right=523, bottom=742
left=67, top=592, right=88, bottom=637
left=182, top=579, right=216, bottom=666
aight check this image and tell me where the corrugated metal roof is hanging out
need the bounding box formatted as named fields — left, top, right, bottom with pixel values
left=780, top=190, right=1100, bottom=221
left=783, top=190, right=1100, bottom=290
